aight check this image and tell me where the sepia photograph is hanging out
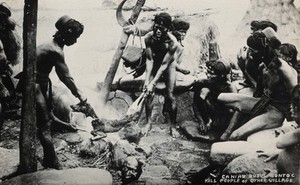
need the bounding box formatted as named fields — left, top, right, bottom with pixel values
left=0, top=0, right=299, bottom=184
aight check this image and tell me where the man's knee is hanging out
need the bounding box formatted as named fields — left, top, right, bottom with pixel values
left=229, top=130, right=242, bottom=140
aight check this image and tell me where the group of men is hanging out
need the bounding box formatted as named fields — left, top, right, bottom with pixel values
left=0, top=4, right=299, bottom=182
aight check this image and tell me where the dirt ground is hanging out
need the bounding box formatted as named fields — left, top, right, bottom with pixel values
left=2, top=0, right=300, bottom=184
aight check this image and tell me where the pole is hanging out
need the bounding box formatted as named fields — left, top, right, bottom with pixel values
left=99, top=0, right=146, bottom=106
left=19, top=0, right=38, bottom=173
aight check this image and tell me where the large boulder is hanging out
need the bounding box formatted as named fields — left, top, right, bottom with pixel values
left=210, top=141, right=257, bottom=166
left=0, top=148, right=19, bottom=179
left=222, top=153, right=277, bottom=182
left=0, top=168, right=112, bottom=185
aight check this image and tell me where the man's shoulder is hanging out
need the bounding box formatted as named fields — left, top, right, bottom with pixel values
left=38, top=40, right=63, bottom=56
left=144, top=31, right=154, bottom=42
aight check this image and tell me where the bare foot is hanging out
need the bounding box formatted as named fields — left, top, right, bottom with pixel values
left=170, top=126, right=181, bottom=138
left=199, top=123, right=208, bottom=134
left=141, top=123, right=152, bottom=136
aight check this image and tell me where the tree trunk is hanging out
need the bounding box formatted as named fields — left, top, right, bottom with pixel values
left=99, top=0, right=145, bottom=107
left=19, top=0, right=38, bottom=173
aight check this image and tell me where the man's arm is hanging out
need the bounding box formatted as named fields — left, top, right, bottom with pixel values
left=278, top=58, right=298, bottom=93
left=175, top=47, right=190, bottom=75
left=150, top=34, right=178, bottom=85
left=253, top=63, right=264, bottom=97
left=54, top=54, right=86, bottom=102
left=276, top=128, right=300, bottom=149
left=144, top=34, right=154, bottom=90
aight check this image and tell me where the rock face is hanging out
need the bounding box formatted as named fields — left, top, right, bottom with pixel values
left=223, top=153, right=277, bottom=180
left=232, top=0, right=300, bottom=60
left=0, top=168, right=113, bottom=185
left=0, top=148, right=19, bottom=179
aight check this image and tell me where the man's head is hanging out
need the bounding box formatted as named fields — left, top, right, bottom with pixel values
left=0, top=3, right=20, bottom=65
left=250, top=20, right=277, bottom=33
left=278, top=43, right=298, bottom=67
left=247, top=31, right=267, bottom=52
left=171, top=18, right=190, bottom=44
left=0, top=3, right=15, bottom=31
left=205, top=59, right=231, bottom=80
left=54, top=15, right=84, bottom=46
left=153, top=12, right=172, bottom=40
left=121, top=156, right=142, bottom=184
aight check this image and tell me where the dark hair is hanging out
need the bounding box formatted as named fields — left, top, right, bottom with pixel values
left=0, top=3, right=21, bottom=65
left=206, top=59, right=231, bottom=77
left=247, top=31, right=266, bottom=51
left=250, top=20, right=277, bottom=32
left=154, top=12, right=172, bottom=29
left=279, top=43, right=298, bottom=66
left=172, top=18, right=190, bottom=31
left=259, top=20, right=277, bottom=32
left=54, top=19, right=84, bottom=39
left=0, top=3, right=11, bottom=17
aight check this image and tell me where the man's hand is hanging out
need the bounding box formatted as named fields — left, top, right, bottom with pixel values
left=123, top=24, right=138, bottom=35
left=256, top=150, right=280, bottom=163
left=78, top=95, right=87, bottom=104
left=146, top=82, right=155, bottom=96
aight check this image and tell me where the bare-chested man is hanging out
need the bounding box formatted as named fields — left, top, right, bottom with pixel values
left=218, top=27, right=298, bottom=140
left=171, top=18, right=191, bottom=75
left=0, top=3, right=21, bottom=126
left=192, top=59, right=237, bottom=141
left=34, top=15, right=86, bottom=169
left=141, top=12, right=179, bottom=137
left=238, top=20, right=277, bottom=88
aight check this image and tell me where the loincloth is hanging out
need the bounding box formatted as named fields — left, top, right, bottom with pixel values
left=250, top=94, right=292, bottom=121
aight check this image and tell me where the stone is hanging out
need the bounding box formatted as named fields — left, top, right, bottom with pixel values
left=79, top=139, right=107, bottom=157
left=140, top=165, right=172, bottom=180
left=0, top=147, right=19, bottom=179
left=210, top=141, right=257, bottom=166
left=63, top=133, right=83, bottom=144
left=246, top=128, right=278, bottom=152
left=180, top=120, right=211, bottom=142
left=112, top=140, right=143, bottom=168
left=0, top=168, right=112, bottom=185
left=223, top=153, right=277, bottom=181
left=118, top=121, right=142, bottom=144
left=247, top=121, right=298, bottom=153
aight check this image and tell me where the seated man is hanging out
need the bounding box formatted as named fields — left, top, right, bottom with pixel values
left=218, top=27, right=298, bottom=140
left=192, top=59, right=237, bottom=141
left=237, top=20, right=277, bottom=88
left=0, top=3, right=21, bottom=126
left=277, top=43, right=299, bottom=73
left=259, top=85, right=300, bottom=185
left=141, top=12, right=180, bottom=137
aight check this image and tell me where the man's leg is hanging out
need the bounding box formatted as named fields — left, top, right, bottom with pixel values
left=193, top=91, right=210, bottom=134
left=36, top=84, right=61, bottom=169
left=229, top=106, right=284, bottom=140
left=217, top=93, right=259, bottom=113
left=217, top=93, right=259, bottom=140
left=141, top=93, right=155, bottom=136
left=165, top=62, right=180, bottom=137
